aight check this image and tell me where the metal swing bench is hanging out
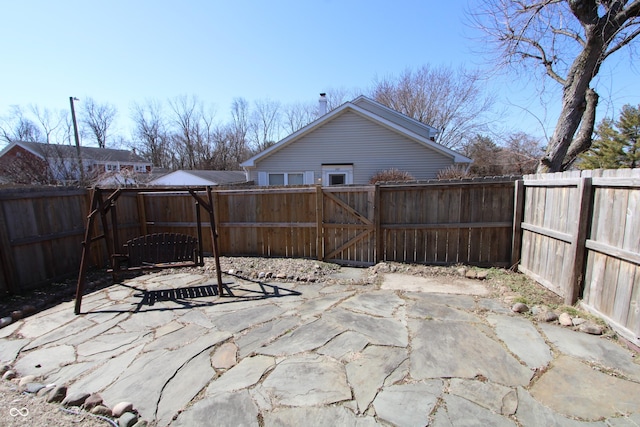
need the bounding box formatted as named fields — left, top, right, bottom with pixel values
left=74, top=186, right=224, bottom=314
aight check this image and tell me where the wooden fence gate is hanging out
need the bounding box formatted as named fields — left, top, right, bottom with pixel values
left=321, top=187, right=377, bottom=266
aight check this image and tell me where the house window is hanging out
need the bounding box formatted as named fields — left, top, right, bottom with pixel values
left=268, top=173, right=285, bottom=185
left=106, top=163, right=119, bottom=172
left=288, top=173, right=304, bottom=185
left=134, top=165, right=146, bottom=173
left=329, top=174, right=346, bottom=185
left=259, top=171, right=313, bottom=186
left=322, top=165, right=353, bottom=186
left=268, top=172, right=305, bottom=186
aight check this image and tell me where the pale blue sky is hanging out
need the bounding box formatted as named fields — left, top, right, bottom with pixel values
left=1, top=0, right=639, bottom=146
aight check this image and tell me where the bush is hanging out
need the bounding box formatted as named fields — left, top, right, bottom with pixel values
left=436, top=165, right=472, bottom=180
left=369, top=168, right=415, bottom=184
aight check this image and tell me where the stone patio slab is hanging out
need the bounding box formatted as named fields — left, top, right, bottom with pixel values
left=488, top=314, right=552, bottom=368
left=261, top=354, right=351, bottom=406
left=372, top=381, right=442, bottom=427
left=540, top=323, right=640, bottom=381
left=530, top=355, right=640, bottom=420
left=323, top=307, right=408, bottom=347
left=409, top=319, right=533, bottom=386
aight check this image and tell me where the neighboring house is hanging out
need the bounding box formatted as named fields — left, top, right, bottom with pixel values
left=0, top=140, right=152, bottom=184
left=240, top=95, right=472, bottom=186
left=148, top=170, right=248, bottom=186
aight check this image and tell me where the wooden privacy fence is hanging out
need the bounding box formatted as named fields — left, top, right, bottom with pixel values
left=168, top=178, right=516, bottom=267
left=0, top=178, right=517, bottom=294
left=515, top=169, right=640, bottom=345
left=0, top=187, right=90, bottom=294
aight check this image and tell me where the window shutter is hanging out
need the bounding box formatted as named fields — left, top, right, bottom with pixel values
left=304, top=171, right=315, bottom=185
left=258, top=172, right=267, bottom=186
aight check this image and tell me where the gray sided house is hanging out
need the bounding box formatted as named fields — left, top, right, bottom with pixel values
left=240, top=96, right=472, bottom=186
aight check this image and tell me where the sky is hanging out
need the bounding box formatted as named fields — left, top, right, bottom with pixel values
left=1, top=0, right=639, bottom=148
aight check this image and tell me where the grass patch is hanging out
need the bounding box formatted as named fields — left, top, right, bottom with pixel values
left=487, top=268, right=564, bottom=308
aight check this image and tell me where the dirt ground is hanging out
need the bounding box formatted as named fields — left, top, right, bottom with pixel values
left=0, top=381, right=110, bottom=427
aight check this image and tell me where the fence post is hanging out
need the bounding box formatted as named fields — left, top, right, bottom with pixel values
left=137, top=193, right=147, bottom=236
left=374, top=184, right=382, bottom=264
left=565, top=177, right=593, bottom=305
left=511, top=180, right=525, bottom=268
left=0, top=202, right=17, bottom=293
left=316, top=185, right=324, bottom=261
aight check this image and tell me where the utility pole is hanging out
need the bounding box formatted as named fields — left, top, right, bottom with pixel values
left=69, top=97, right=84, bottom=184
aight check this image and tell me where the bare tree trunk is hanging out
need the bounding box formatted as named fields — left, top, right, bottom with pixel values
left=538, top=38, right=604, bottom=172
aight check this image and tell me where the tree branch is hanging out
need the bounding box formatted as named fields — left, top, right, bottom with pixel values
left=603, top=25, right=640, bottom=59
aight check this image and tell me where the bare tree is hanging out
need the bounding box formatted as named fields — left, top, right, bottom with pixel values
left=249, top=98, right=281, bottom=151
left=282, top=101, right=317, bottom=134
left=0, top=105, right=43, bottom=143
left=167, top=95, right=218, bottom=170
left=472, top=0, right=640, bottom=172
left=131, top=100, right=171, bottom=168
left=370, top=65, right=495, bottom=149
left=81, top=97, right=117, bottom=148
left=30, top=105, right=67, bottom=144
left=229, top=98, right=250, bottom=164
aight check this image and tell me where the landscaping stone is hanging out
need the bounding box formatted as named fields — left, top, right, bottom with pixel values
left=91, top=405, right=113, bottom=417
left=18, top=374, right=37, bottom=386
left=559, top=312, right=573, bottom=326
left=62, top=391, right=90, bottom=406
left=2, top=370, right=16, bottom=380
left=572, top=317, right=587, bottom=326
left=579, top=322, right=604, bottom=335
left=118, top=411, right=138, bottom=427
left=46, top=385, right=67, bottom=403
left=112, top=401, right=134, bottom=417
left=25, top=382, right=45, bottom=393
left=0, top=317, right=12, bottom=328
left=83, top=392, right=103, bottom=409
left=512, top=302, right=529, bottom=313
left=538, top=310, right=559, bottom=322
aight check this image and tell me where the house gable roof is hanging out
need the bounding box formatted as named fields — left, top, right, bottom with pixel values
left=149, top=170, right=247, bottom=186
left=240, top=96, right=471, bottom=168
left=0, top=141, right=150, bottom=163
